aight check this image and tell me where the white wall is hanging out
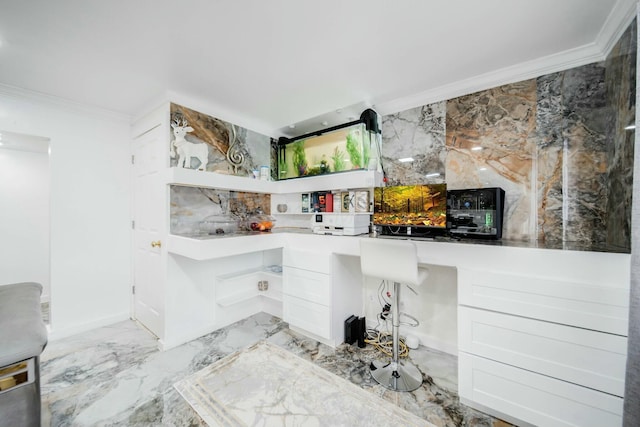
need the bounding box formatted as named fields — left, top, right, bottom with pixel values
left=0, top=147, right=50, bottom=300
left=0, top=88, right=131, bottom=339
left=363, top=265, right=458, bottom=355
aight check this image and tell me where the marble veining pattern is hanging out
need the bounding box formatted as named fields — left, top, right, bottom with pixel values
left=535, top=72, right=565, bottom=242
left=446, top=80, right=537, bottom=241
left=170, top=185, right=270, bottom=236
left=175, top=341, right=431, bottom=426
left=381, top=103, right=447, bottom=186
left=170, top=103, right=270, bottom=177
left=41, top=314, right=511, bottom=427
left=561, top=63, right=610, bottom=245
left=605, top=19, right=636, bottom=250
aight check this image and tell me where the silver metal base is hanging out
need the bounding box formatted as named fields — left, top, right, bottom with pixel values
left=370, top=359, right=423, bottom=392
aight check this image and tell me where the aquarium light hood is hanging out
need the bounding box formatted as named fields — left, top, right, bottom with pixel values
left=277, top=109, right=381, bottom=146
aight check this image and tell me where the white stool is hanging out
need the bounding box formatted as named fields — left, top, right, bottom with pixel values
left=360, top=238, right=428, bottom=392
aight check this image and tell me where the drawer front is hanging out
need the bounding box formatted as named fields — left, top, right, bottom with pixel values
left=459, top=353, right=623, bottom=427
left=283, top=249, right=331, bottom=274
left=459, top=307, right=627, bottom=396
left=458, top=268, right=629, bottom=335
left=283, top=266, right=331, bottom=306
left=283, top=295, right=331, bottom=339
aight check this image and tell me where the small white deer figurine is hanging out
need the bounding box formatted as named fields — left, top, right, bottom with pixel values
left=171, top=118, right=209, bottom=170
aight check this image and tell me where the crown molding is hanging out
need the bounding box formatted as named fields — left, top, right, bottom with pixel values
left=0, top=83, right=131, bottom=123
left=596, top=0, right=637, bottom=57
left=375, top=0, right=637, bottom=117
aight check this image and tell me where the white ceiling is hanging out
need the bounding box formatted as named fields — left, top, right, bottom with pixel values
left=0, top=0, right=636, bottom=137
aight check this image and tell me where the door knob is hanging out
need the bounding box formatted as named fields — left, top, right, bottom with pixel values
left=151, top=240, right=162, bottom=248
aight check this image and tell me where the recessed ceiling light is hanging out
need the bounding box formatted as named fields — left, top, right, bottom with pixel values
left=336, top=109, right=342, bottom=114
left=479, top=167, right=487, bottom=171
left=0, top=142, right=4, bottom=146
left=625, top=125, right=635, bottom=130
left=347, top=116, right=356, bottom=121
left=289, top=125, right=295, bottom=129
left=471, top=146, right=483, bottom=151
left=398, top=157, right=414, bottom=163
left=425, top=172, right=440, bottom=178
left=321, top=121, right=329, bottom=126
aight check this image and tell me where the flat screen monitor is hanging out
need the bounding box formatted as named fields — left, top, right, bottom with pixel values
left=373, top=184, right=447, bottom=236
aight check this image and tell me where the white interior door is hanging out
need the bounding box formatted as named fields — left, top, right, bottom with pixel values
left=132, top=125, right=165, bottom=338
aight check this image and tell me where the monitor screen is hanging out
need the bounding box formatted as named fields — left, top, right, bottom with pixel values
left=373, top=184, right=447, bottom=230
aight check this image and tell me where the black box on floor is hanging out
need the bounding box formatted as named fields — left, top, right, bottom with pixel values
left=344, top=315, right=358, bottom=344
left=357, top=317, right=366, bottom=348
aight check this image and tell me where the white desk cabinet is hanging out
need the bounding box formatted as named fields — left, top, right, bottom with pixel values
left=457, top=264, right=629, bottom=427
left=282, top=247, right=362, bottom=346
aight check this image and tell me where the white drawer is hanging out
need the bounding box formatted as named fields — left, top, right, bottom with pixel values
left=459, top=353, right=623, bottom=427
left=283, top=249, right=331, bottom=274
left=283, top=266, right=331, bottom=306
left=459, top=306, right=627, bottom=396
left=283, top=295, right=331, bottom=339
left=458, top=268, right=629, bottom=335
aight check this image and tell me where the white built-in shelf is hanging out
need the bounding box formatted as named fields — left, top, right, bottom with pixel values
left=216, top=289, right=283, bottom=307
left=165, top=167, right=274, bottom=194
left=165, top=167, right=383, bottom=194
left=215, top=266, right=282, bottom=282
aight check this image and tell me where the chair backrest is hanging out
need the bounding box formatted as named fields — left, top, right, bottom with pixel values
left=360, top=238, right=420, bottom=285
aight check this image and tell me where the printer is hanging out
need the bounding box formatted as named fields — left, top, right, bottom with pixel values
left=311, top=213, right=370, bottom=236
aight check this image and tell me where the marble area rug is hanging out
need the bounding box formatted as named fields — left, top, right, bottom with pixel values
left=174, top=340, right=433, bottom=426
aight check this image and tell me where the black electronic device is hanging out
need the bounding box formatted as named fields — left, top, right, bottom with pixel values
left=447, top=187, right=506, bottom=239
left=357, top=317, right=366, bottom=348
left=344, top=315, right=358, bottom=345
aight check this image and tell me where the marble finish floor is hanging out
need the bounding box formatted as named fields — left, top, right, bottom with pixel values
left=41, top=313, right=513, bottom=426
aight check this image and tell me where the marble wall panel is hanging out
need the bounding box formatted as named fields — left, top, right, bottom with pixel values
left=170, top=185, right=270, bottom=236
left=561, top=63, right=610, bottom=245
left=536, top=73, right=565, bottom=242
left=170, top=103, right=270, bottom=177
left=605, top=19, right=636, bottom=251
left=381, top=103, right=446, bottom=186
left=445, top=80, right=537, bottom=240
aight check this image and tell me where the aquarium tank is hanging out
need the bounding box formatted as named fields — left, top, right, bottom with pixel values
left=277, top=109, right=381, bottom=180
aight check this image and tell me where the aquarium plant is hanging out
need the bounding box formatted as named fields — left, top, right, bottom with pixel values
left=292, top=140, right=307, bottom=176
left=331, top=146, right=345, bottom=172
left=345, top=130, right=362, bottom=169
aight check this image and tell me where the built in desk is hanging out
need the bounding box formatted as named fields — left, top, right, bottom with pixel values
left=167, top=230, right=630, bottom=427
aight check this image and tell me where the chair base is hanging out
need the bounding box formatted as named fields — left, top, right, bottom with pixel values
left=370, top=359, right=423, bottom=392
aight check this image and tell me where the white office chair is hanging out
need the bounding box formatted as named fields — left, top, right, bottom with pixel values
left=360, top=238, right=428, bottom=392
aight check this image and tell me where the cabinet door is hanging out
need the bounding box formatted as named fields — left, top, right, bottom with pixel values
left=459, top=353, right=623, bottom=427
left=283, top=295, right=331, bottom=339
left=283, top=266, right=331, bottom=305
left=459, top=306, right=627, bottom=397
left=283, top=249, right=331, bottom=273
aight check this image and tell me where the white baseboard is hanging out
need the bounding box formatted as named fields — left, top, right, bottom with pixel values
left=47, top=311, right=130, bottom=341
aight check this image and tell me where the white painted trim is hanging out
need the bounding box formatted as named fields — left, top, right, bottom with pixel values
left=0, top=83, right=131, bottom=123
left=375, top=43, right=603, bottom=116
left=375, top=0, right=638, bottom=117
left=596, top=0, right=638, bottom=58
left=47, top=312, right=130, bottom=341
